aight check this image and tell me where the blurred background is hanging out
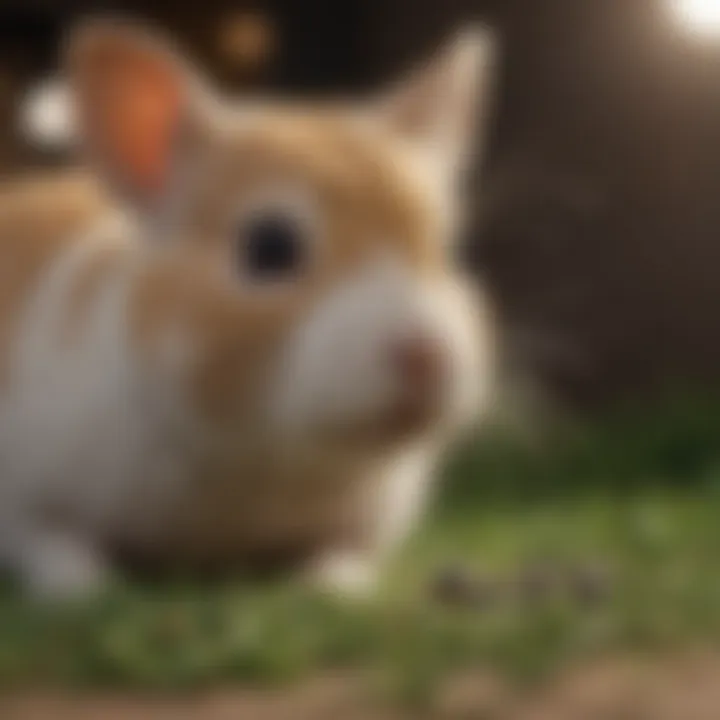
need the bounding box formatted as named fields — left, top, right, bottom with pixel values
left=4, top=0, right=720, bottom=415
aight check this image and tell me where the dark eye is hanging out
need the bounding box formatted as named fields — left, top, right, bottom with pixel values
left=237, top=212, right=305, bottom=280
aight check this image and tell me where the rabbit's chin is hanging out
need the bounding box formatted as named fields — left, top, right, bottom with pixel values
left=268, top=350, right=482, bottom=454
left=321, top=410, right=455, bottom=452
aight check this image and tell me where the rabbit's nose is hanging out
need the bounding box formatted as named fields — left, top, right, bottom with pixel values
left=392, top=334, right=447, bottom=395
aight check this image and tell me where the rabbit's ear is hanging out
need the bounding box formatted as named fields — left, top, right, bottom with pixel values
left=376, top=27, right=496, bottom=180
left=65, top=19, right=209, bottom=211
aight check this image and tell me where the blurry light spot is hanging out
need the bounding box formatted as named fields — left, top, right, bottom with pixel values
left=20, top=78, right=74, bottom=149
left=674, top=0, right=720, bottom=36
left=218, top=12, right=276, bottom=72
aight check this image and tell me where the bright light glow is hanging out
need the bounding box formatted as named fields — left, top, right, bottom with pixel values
left=20, top=78, right=74, bottom=149
left=674, top=0, right=720, bottom=35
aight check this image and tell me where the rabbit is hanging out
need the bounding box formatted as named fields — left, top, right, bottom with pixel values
left=0, top=19, right=497, bottom=600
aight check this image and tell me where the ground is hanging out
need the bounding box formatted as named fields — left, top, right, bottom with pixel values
left=5, top=652, right=720, bottom=719
left=2, top=392, right=720, bottom=717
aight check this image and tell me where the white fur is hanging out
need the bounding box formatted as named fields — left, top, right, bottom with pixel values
left=0, top=223, right=195, bottom=595
left=258, top=252, right=486, bottom=596
left=0, top=235, right=485, bottom=599
left=0, top=223, right=489, bottom=600
left=1, top=26, right=495, bottom=600
left=302, top=552, right=377, bottom=598
left=271, top=252, right=483, bottom=438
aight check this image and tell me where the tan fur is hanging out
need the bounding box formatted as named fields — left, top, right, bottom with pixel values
left=123, top=110, right=448, bottom=426
left=0, top=172, right=109, bottom=380
left=0, top=21, right=495, bottom=597
left=0, top=114, right=451, bottom=433
left=62, top=233, right=128, bottom=342
left=0, top=115, right=455, bottom=572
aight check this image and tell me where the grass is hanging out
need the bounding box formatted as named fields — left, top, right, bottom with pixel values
left=3, top=391, right=720, bottom=701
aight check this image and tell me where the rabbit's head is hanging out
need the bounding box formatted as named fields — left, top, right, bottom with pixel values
left=68, top=20, right=497, bottom=449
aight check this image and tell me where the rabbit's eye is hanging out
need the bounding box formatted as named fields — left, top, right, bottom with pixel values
left=237, top=212, right=305, bottom=280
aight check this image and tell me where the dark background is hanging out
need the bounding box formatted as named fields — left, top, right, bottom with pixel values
left=1, top=0, right=719, bottom=412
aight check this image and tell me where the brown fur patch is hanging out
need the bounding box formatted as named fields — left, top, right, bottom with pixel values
left=180, top=109, right=447, bottom=276
left=62, top=239, right=128, bottom=342
left=127, top=245, right=310, bottom=424
left=0, top=107, right=452, bottom=430
left=0, top=171, right=109, bottom=384
left=125, top=108, right=451, bottom=425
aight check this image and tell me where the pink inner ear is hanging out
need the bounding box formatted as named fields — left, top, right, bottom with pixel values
left=78, top=43, right=185, bottom=201
left=108, top=62, right=183, bottom=198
